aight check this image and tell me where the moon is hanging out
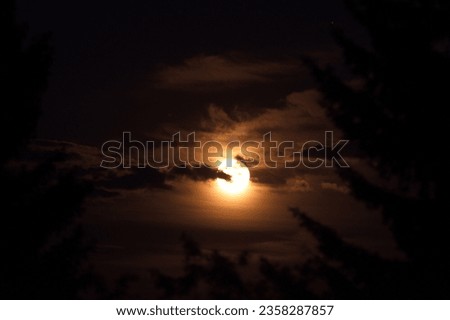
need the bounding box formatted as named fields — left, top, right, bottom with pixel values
left=216, top=158, right=250, bottom=195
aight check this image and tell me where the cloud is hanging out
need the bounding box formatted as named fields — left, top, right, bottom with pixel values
left=320, top=182, right=350, bottom=194
left=250, top=167, right=287, bottom=186
left=32, top=88, right=351, bottom=195
left=169, top=165, right=231, bottom=182
left=238, top=89, right=330, bottom=136
left=155, top=54, right=298, bottom=89
left=251, top=169, right=313, bottom=192
left=202, top=104, right=235, bottom=131
left=286, top=177, right=312, bottom=192
left=99, top=167, right=170, bottom=190
left=186, top=89, right=341, bottom=177
left=138, top=88, right=345, bottom=190
left=26, top=140, right=234, bottom=198
left=197, top=89, right=334, bottom=141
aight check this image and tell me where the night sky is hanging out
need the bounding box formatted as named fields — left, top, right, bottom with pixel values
left=3, top=0, right=449, bottom=299
left=17, top=0, right=365, bottom=144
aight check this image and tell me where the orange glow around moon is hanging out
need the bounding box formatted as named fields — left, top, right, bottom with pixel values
left=216, top=158, right=250, bottom=195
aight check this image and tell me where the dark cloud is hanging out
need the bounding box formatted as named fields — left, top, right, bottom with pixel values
left=250, top=168, right=287, bottom=186
left=169, top=165, right=231, bottom=182
left=250, top=168, right=314, bottom=193
left=27, top=140, right=235, bottom=194
left=99, top=167, right=170, bottom=191
left=90, top=188, right=120, bottom=198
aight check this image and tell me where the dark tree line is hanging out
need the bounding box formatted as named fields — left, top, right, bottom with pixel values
left=302, top=0, right=450, bottom=298
left=0, top=1, right=95, bottom=298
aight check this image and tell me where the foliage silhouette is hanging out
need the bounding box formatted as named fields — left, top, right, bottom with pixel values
left=300, top=0, right=450, bottom=298
left=0, top=1, right=96, bottom=298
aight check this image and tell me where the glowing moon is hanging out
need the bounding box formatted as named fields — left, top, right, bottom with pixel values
left=216, top=158, right=250, bottom=195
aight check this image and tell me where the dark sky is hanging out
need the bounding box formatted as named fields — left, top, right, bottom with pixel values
left=17, top=0, right=362, bottom=145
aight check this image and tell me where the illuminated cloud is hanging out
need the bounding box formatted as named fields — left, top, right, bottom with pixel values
left=156, top=54, right=298, bottom=89
left=286, top=177, right=312, bottom=192
left=197, top=89, right=334, bottom=142
left=320, top=182, right=350, bottom=194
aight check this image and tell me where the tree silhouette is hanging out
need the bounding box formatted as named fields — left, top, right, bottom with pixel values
left=300, top=0, right=450, bottom=298
left=0, top=1, right=51, bottom=164
left=0, top=1, right=95, bottom=298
